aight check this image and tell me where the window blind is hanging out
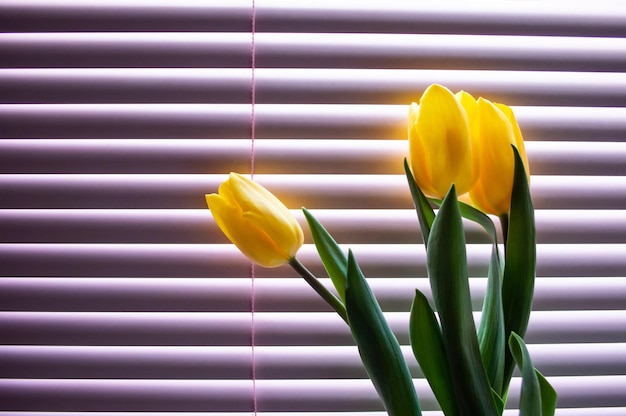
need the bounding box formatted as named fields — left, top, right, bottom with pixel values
left=1, top=0, right=626, bottom=415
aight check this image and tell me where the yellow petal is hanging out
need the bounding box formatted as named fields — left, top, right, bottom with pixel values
left=227, top=173, right=285, bottom=215
left=227, top=173, right=303, bottom=258
left=455, top=90, right=478, bottom=121
left=495, top=102, right=530, bottom=181
left=410, top=84, right=475, bottom=198
left=206, top=193, right=289, bottom=267
left=469, top=98, right=517, bottom=215
left=243, top=210, right=303, bottom=259
left=408, top=103, right=438, bottom=197
left=455, top=90, right=481, bottom=192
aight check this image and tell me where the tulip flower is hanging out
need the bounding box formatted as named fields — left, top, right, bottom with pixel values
left=408, top=84, right=478, bottom=199
left=458, top=93, right=530, bottom=216
left=206, top=172, right=303, bottom=268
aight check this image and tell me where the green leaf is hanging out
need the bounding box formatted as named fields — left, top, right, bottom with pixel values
left=477, top=244, right=505, bottom=394
left=457, top=200, right=499, bottom=244
left=537, top=369, right=558, bottom=416
left=435, top=199, right=506, bottom=395
left=409, top=289, right=459, bottom=416
left=501, top=147, right=536, bottom=390
left=404, top=158, right=435, bottom=247
left=302, top=207, right=347, bottom=302
left=345, top=250, right=421, bottom=416
left=430, top=187, right=506, bottom=395
left=508, top=332, right=541, bottom=416
left=491, top=388, right=505, bottom=415
left=413, top=169, right=507, bottom=401
left=427, top=185, right=498, bottom=416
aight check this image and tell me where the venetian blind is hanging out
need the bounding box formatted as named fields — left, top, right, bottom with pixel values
left=1, top=0, right=626, bottom=415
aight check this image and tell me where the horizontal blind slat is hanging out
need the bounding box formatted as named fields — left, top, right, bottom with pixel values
left=0, top=345, right=254, bottom=379
left=3, top=139, right=626, bottom=176
left=0, top=0, right=253, bottom=33
left=2, top=104, right=625, bottom=140
left=2, top=277, right=625, bottom=312
left=0, top=33, right=252, bottom=69
left=0, top=376, right=625, bottom=411
left=1, top=243, right=626, bottom=278
left=2, top=343, right=625, bottom=379
left=3, top=68, right=626, bottom=106
left=2, top=0, right=626, bottom=37
left=2, top=209, right=626, bottom=244
left=0, top=379, right=253, bottom=412
left=254, top=1, right=626, bottom=37
left=2, top=311, right=626, bottom=346
left=1, top=174, right=624, bottom=209
left=3, top=0, right=626, bottom=36
left=2, top=33, right=626, bottom=70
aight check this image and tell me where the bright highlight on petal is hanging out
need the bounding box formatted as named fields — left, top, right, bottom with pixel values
left=408, top=84, right=477, bottom=199
left=206, top=172, right=304, bottom=268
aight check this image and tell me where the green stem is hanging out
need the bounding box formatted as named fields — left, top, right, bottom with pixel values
left=289, top=257, right=349, bottom=324
left=499, top=213, right=509, bottom=250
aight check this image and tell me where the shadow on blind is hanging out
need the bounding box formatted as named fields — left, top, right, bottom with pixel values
left=1, top=0, right=626, bottom=414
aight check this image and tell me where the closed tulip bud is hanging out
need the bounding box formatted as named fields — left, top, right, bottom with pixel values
left=206, top=172, right=304, bottom=268
left=459, top=94, right=530, bottom=216
left=408, top=84, right=478, bottom=199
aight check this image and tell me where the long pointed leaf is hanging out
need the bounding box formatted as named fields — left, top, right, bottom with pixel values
left=438, top=199, right=507, bottom=395
left=478, top=244, right=505, bottom=394
left=430, top=188, right=506, bottom=395
left=427, top=185, right=498, bottom=416
left=502, top=147, right=536, bottom=389
left=404, top=158, right=435, bottom=247
left=509, top=332, right=541, bottom=416
left=431, top=189, right=506, bottom=394
left=491, top=388, right=505, bottom=415
left=537, top=369, right=558, bottom=416
left=345, top=250, right=421, bottom=416
left=409, top=289, right=458, bottom=416
left=431, top=199, right=506, bottom=395
left=302, top=207, right=347, bottom=302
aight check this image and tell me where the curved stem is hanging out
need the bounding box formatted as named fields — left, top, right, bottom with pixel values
left=289, top=258, right=349, bottom=324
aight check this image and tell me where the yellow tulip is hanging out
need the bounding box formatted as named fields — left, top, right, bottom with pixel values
left=408, top=84, right=477, bottom=199
left=206, top=172, right=304, bottom=268
left=459, top=94, right=530, bottom=216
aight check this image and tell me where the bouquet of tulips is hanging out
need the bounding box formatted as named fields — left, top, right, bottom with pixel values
left=207, top=84, right=557, bottom=415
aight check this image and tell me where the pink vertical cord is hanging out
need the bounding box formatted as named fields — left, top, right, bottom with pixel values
left=250, top=0, right=256, bottom=180
left=250, top=0, right=258, bottom=414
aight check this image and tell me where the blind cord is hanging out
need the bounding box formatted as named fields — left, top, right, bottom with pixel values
left=250, top=0, right=256, bottom=179
left=250, top=0, right=257, bottom=414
